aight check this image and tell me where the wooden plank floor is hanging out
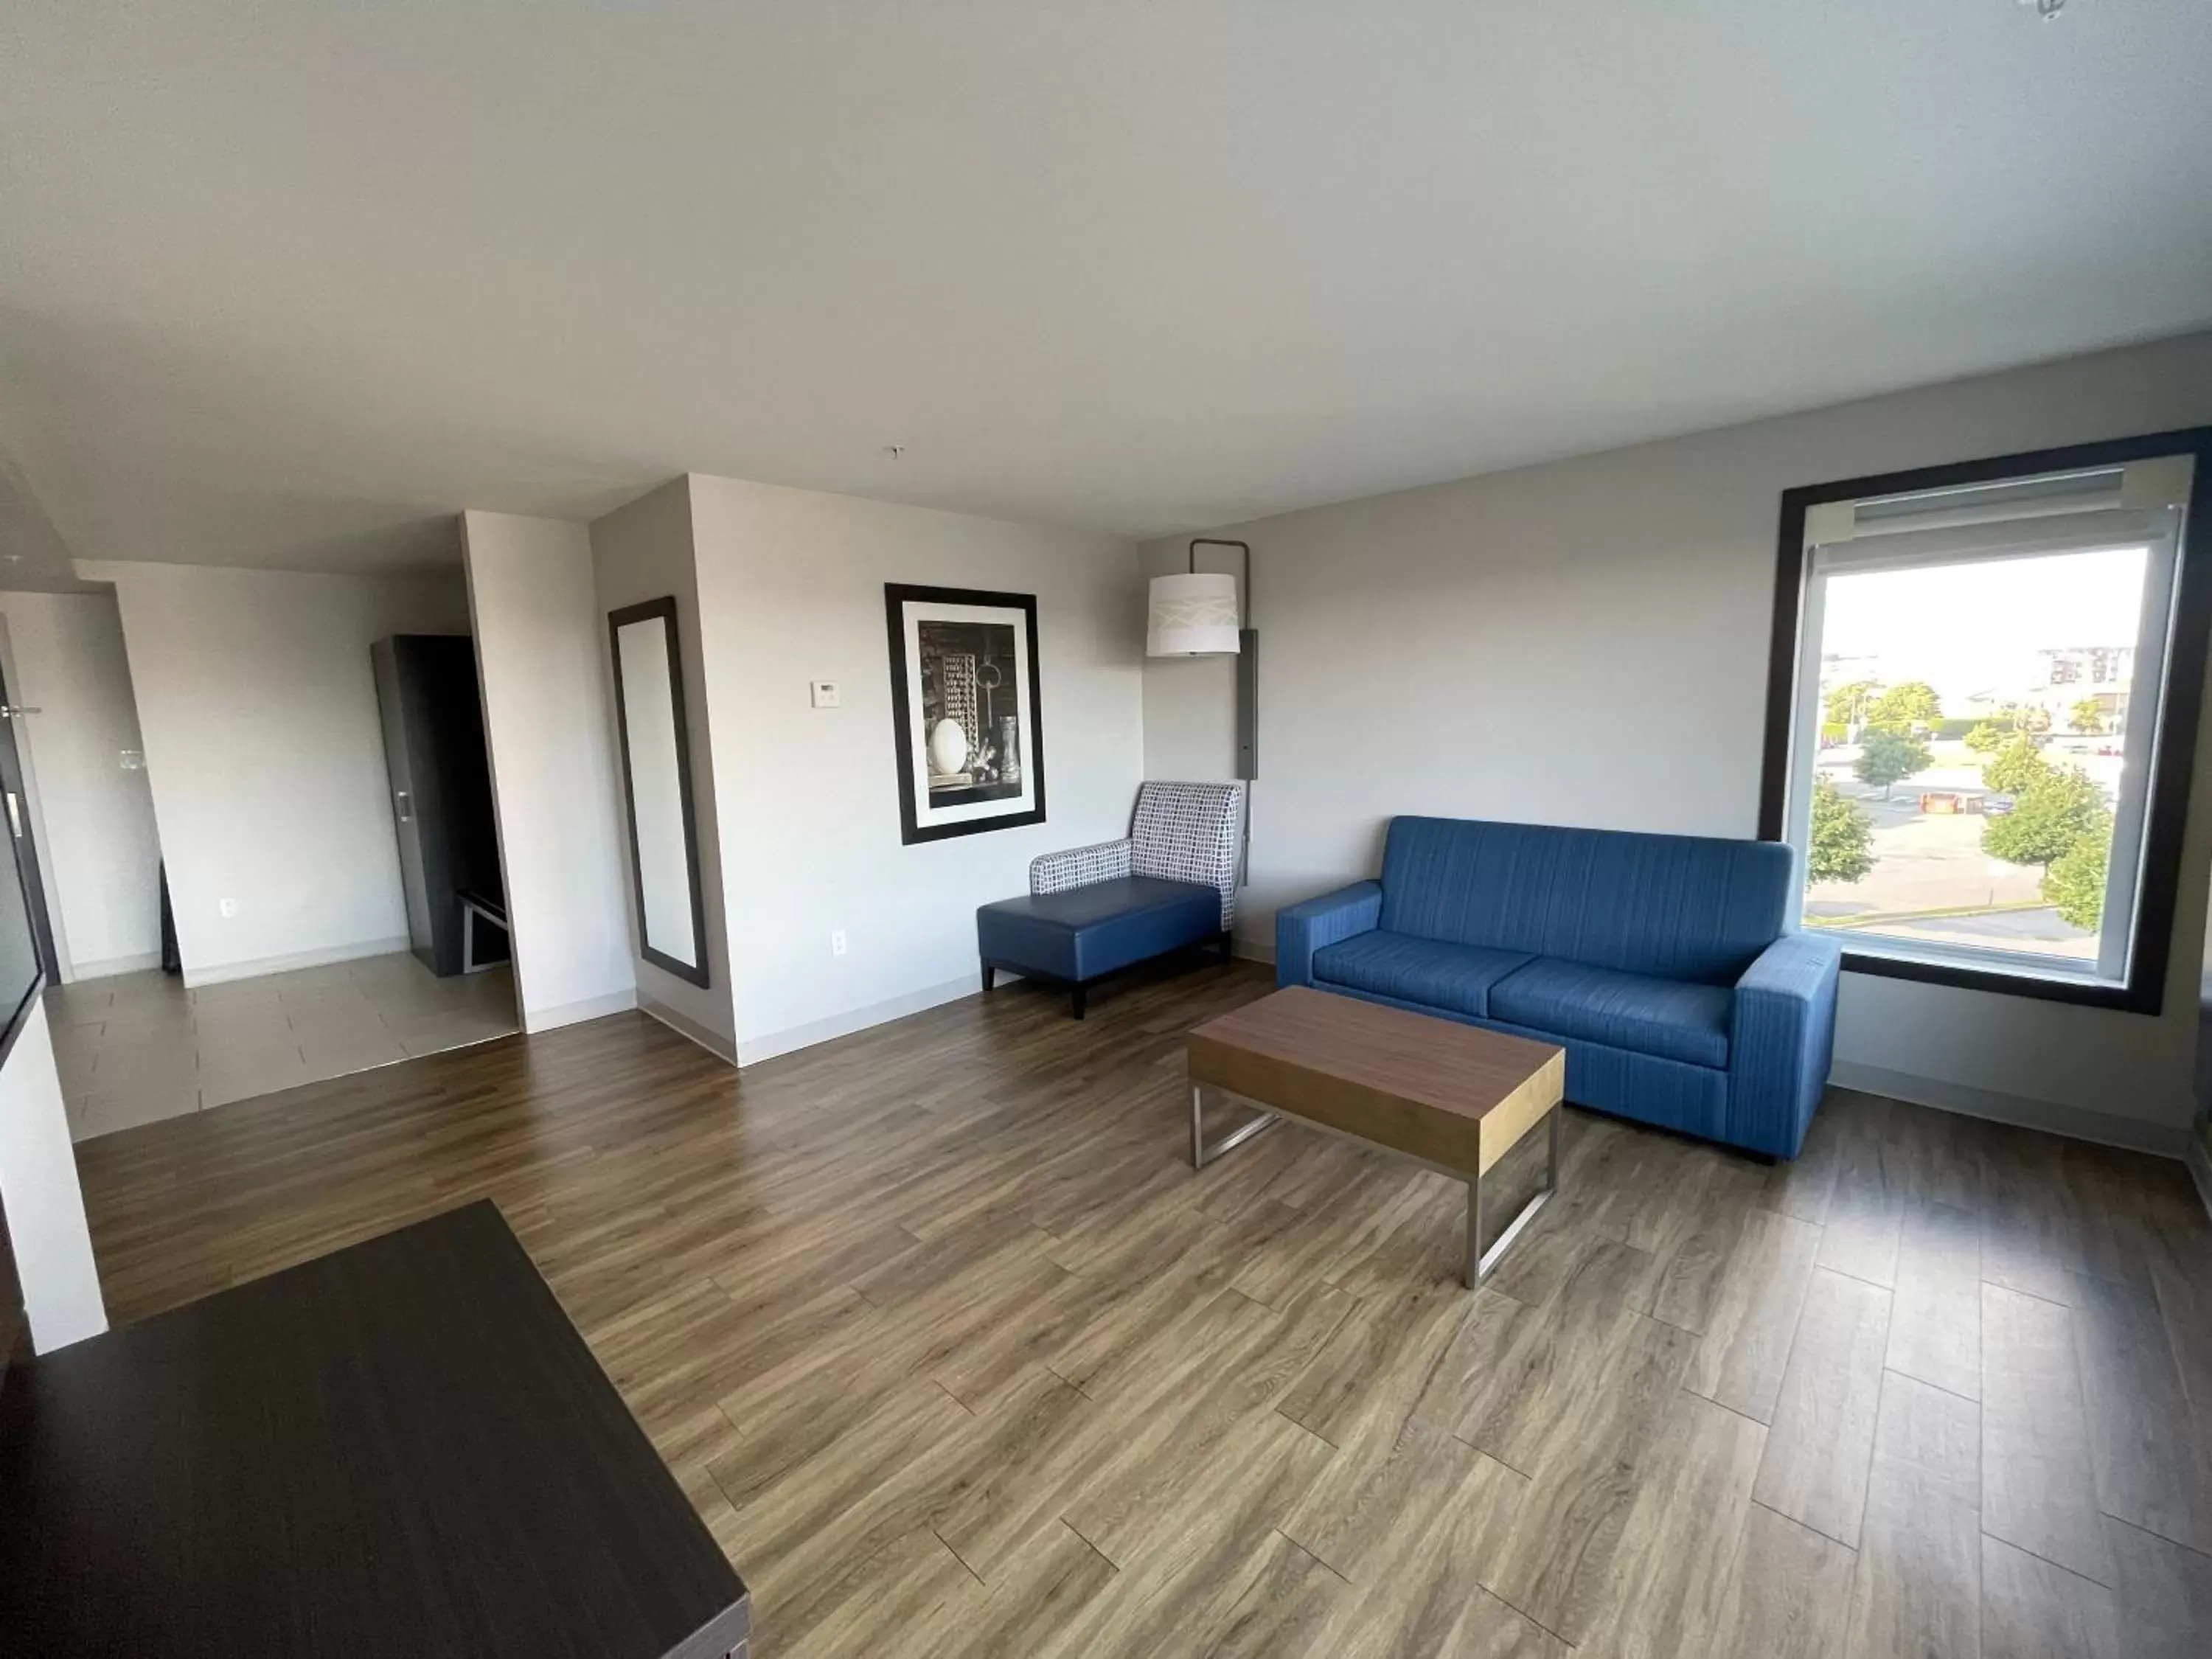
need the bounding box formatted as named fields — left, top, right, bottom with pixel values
left=75, top=963, right=2212, bottom=1658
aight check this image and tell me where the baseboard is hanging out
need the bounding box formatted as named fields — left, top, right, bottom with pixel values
left=183, top=936, right=413, bottom=989
left=1233, top=933, right=1276, bottom=967
left=2186, top=1124, right=2212, bottom=1223
left=1830, top=1059, right=2190, bottom=1160
left=523, top=987, right=637, bottom=1034
left=637, top=995, right=740, bottom=1068
left=64, top=952, right=162, bottom=983
left=738, top=975, right=979, bottom=1065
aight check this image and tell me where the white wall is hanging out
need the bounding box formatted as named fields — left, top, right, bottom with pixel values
left=0, top=593, right=161, bottom=979
left=686, top=473, right=1144, bottom=1060
left=0, top=1000, right=105, bottom=1351
left=461, top=512, right=637, bottom=1032
left=80, top=560, right=471, bottom=984
left=588, top=481, right=738, bottom=1056
left=1144, top=329, right=2212, bottom=1149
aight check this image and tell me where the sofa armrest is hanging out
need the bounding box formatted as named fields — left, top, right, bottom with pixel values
left=1275, top=881, right=1383, bottom=987
left=1729, top=931, right=1843, bottom=1158
left=1030, top=838, right=1132, bottom=896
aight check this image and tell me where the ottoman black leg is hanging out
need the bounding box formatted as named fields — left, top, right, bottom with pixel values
left=981, top=962, right=995, bottom=993
left=1219, top=930, right=1235, bottom=964
left=1071, top=983, right=1087, bottom=1020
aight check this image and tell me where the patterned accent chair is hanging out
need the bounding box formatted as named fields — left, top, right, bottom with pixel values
left=977, top=782, right=1245, bottom=1018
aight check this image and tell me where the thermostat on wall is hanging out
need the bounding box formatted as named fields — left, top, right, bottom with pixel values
left=810, top=681, right=841, bottom=709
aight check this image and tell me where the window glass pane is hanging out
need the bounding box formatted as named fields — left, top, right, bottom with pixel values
left=1801, top=546, right=2146, bottom=973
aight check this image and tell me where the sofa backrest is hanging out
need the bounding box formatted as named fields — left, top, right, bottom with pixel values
left=1378, top=816, right=1794, bottom=985
left=1132, top=781, right=1245, bottom=928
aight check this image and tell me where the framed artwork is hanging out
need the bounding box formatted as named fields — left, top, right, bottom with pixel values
left=885, top=584, right=1046, bottom=844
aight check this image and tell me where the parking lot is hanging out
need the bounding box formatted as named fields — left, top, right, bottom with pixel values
left=1801, top=739, right=2118, bottom=961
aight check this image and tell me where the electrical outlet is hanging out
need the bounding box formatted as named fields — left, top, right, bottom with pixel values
left=810, top=680, right=841, bottom=709
left=830, top=929, right=847, bottom=957
left=218, top=897, right=238, bottom=918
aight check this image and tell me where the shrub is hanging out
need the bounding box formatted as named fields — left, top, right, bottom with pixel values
left=2042, top=829, right=2108, bottom=931
left=1984, top=766, right=2109, bottom=870
left=1854, top=728, right=1931, bottom=798
left=1808, top=777, right=1875, bottom=884
left=1981, top=734, right=2050, bottom=796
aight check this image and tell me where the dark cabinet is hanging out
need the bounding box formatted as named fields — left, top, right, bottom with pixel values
left=370, top=636, right=504, bottom=978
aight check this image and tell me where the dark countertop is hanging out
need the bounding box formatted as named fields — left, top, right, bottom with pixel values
left=0, top=1199, right=749, bottom=1658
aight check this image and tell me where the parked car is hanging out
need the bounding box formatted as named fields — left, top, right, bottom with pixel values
left=1984, top=793, right=2017, bottom=817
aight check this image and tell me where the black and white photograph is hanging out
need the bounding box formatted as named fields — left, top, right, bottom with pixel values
left=884, top=584, right=1045, bottom=844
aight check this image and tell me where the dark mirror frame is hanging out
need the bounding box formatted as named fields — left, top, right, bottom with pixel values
left=607, top=597, right=711, bottom=987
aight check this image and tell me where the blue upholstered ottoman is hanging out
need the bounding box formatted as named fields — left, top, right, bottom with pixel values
left=978, top=876, right=1228, bottom=1018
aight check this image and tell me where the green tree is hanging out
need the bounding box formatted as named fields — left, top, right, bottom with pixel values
left=1824, top=680, right=1881, bottom=729
left=1854, top=728, right=1932, bottom=799
left=1981, top=734, right=2051, bottom=796
left=1983, top=766, right=2109, bottom=870
left=1964, top=721, right=2006, bottom=754
left=2042, top=828, right=2109, bottom=932
left=2070, top=698, right=2107, bottom=735
left=1867, top=681, right=1941, bottom=733
left=1807, top=776, right=1876, bottom=884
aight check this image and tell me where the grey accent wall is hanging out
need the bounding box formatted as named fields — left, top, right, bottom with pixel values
left=1144, top=330, right=2212, bottom=1143
left=686, top=473, right=1144, bottom=1060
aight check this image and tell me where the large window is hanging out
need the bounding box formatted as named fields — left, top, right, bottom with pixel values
left=1761, top=432, right=2211, bottom=1011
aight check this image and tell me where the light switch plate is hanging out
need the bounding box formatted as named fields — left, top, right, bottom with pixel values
left=810, top=680, right=841, bottom=709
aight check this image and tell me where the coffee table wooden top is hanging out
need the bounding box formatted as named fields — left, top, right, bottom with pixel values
left=1186, top=986, right=1564, bottom=1178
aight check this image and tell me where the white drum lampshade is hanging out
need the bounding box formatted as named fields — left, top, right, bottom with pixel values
left=1147, top=571, right=1242, bottom=656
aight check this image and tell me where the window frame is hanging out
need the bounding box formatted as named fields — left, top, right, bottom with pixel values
left=1758, top=426, right=2212, bottom=1015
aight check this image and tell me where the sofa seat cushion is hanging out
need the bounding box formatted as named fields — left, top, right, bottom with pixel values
left=977, top=876, right=1221, bottom=983
left=1489, top=956, right=1732, bottom=1069
left=1311, top=931, right=1532, bottom=1020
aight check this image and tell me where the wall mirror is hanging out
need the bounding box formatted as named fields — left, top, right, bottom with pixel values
left=608, top=597, right=709, bottom=986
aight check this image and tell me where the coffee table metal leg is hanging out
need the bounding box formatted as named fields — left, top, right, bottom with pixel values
left=1465, top=1169, right=1484, bottom=1289
left=1189, top=1083, right=1279, bottom=1170
left=1464, top=1102, right=1563, bottom=1288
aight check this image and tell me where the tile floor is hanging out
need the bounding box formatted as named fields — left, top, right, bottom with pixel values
left=46, top=953, right=519, bottom=1142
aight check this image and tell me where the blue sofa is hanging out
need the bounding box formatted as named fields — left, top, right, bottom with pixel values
left=1276, top=817, right=1840, bottom=1158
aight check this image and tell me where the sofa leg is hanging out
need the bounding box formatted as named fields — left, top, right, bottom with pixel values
left=1219, top=931, right=1235, bottom=964
left=1071, top=983, right=1087, bottom=1020
left=981, top=962, right=995, bottom=994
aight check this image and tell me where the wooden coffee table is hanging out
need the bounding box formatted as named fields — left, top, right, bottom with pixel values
left=1186, top=986, right=1566, bottom=1287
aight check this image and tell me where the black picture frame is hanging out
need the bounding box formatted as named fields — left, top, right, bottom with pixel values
left=607, top=597, right=712, bottom=987
left=885, top=584, right=1047, bottom=845
left=1757, top=425, right=2212, bottom=1014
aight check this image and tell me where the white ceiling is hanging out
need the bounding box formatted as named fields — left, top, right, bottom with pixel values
left=1, top=1, right=2209, bottom=582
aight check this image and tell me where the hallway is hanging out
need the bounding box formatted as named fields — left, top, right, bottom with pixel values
left=46, top=953, right=518, bottom=1141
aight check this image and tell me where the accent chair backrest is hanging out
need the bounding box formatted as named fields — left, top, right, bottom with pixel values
left=1133, top=782, right=1245, bottom=928
left=1377, top=816, right=1793, bottom=985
